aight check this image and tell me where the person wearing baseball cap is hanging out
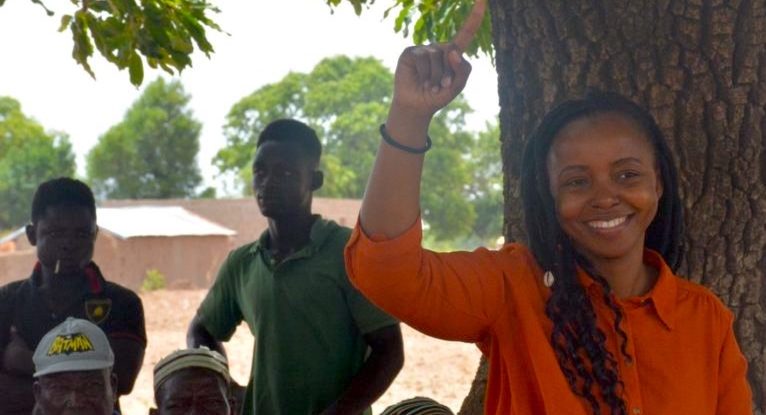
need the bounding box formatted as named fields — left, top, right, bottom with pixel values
left=149, top=347, right=234, bottom=415
left=31, top=317, right=117, bottom=415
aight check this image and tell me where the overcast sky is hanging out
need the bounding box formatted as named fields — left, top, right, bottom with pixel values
left=0, top=0, right=499, bottom=195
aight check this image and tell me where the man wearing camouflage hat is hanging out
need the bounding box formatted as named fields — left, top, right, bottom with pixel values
left=150, top=347, right=236, bottom=415
left=380, top=397, right=454, bottom=415
left=31, top=317, right=117, bottom=415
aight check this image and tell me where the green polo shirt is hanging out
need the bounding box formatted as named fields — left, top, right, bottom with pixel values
left=197, top=217, right=397, bottom=415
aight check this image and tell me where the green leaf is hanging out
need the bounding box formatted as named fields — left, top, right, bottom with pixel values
left=350, top=0, right=362, bottom=15
left=179, top=12, right=214, bottom=55
left=47, top=0, right=222, bottom=85
left=59, top=15, right=73, bottom=32
left=30, top=0, right=53, bottom=16
left=71, top=11, right=95, bottom=78
left=169, top=35, right=194, bottom=54
left=89, top=0, right=110, bottom=12
left=394, top=4, right=410, bottom=33
left=128, top=53, right=144, bottom=86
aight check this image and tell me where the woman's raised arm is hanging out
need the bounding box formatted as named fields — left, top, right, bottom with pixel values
left=359, top=0, right=486, bottom=239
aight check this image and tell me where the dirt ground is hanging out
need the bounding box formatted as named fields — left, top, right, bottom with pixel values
left=121, top=290, right=481, bottom=414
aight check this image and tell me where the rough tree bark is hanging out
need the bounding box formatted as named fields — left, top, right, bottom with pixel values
left=459, top=0, right=766, bottom=413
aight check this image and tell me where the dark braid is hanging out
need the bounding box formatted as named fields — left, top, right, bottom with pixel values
left=520, top=91, right=684, bottom=414
left=579, top=259, right=632, bottom=365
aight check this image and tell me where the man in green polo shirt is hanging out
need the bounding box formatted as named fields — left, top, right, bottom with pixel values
left=187, top=119, right=403, bottom=415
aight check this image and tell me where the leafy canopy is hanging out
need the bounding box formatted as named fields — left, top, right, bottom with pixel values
left=0, top=97, right=76, bottom=229
left=326, top=0, right=493, bottom=57
left=86, top=77, right=203, bottom=199
left=6, top=0, right=491, bottom=86
left=216, top=55, right=500, bottom=242
left=466, top=121, right=502, bottom=243
left=6, top=0, right=221, bottom=86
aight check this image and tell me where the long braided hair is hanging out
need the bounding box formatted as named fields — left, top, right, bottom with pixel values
left=519, top=91, right=684, bottom=414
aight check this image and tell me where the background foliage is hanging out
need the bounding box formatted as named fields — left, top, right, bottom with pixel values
left=4, top=0, right=489, bottom=86
left=0, top=97, right=76, bottom=229
left=325, top=0, right=493, bottom=57
left=0, top=0, right=501, bottom=242
left=214, top=55, right=500, bottom=243
left=2, top=0, right=221, bottom=86
left=86, top=78, right=204, bottom=199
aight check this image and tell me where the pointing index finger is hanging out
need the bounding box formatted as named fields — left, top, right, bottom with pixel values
left=452, top=0, right=487, bottom=53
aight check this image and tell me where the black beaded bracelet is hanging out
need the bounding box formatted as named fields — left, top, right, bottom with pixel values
left=379, top=124, right=432, bottom=154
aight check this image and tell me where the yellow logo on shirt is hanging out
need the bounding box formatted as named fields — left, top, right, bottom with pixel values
left=85, top=299, right=112, bottom=325
left=47, top=333, right=95, bottom=356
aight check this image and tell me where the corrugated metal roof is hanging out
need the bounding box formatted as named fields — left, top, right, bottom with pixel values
left=1, top=206, right=237, bottom=244
left=97, top=206, right=236, bottom=239
left=102, top=197, right=361, bottom=248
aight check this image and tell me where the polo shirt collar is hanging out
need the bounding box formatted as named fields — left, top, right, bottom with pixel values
left=30, top=261, right=105, bottom=295
left=577, top=249, right=677, bottom=330
left=249, top=215, right=334, bottom=258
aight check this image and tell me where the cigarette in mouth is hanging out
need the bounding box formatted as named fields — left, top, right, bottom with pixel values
left=54, top=259, right=60, bottom=274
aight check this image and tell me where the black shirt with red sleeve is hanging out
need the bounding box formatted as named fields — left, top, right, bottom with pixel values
left=0, top=262, right=146, bottom=415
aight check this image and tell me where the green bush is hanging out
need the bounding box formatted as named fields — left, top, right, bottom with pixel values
left=142, top=268, right=166, bottom=292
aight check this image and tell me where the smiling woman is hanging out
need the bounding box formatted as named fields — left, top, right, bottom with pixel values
left=516, top=92, right=685, bottom=414
left=343, top=2, right=753, bottom=412
left=545, top=112, right=665, bottom=296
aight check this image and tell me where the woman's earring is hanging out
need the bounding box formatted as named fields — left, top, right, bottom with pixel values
left=543, top=271, right=555, bottom=288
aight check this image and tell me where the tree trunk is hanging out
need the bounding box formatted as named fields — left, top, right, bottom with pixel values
left=460, top=0, right=766, bottom=413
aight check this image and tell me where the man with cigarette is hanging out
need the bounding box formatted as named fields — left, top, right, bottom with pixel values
left=0, top=177, right=146, bottom=415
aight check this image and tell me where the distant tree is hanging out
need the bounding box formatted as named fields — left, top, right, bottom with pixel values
left=465, top=121, right=502, bottom=245
left=196, top=186, right=217, bottom=199
left=215, top=55, right=484, bottom=241
left=1, top=0, right=221, bottom=86
left=0, top=97, right=76, bottom=228
left=86, top=78, right=202, bottom=199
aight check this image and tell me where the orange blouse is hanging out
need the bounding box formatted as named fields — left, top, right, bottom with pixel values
left=344, top=219, right=752, bottom=414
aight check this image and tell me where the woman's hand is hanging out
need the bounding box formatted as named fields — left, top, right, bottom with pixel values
left=390, top=0, right=486, bottom=120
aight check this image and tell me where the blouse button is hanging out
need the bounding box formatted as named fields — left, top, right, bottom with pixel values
left=632, top=408, right=642, bottom=414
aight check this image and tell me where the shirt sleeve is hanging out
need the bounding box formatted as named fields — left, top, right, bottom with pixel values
left=196, top=251, right=245, bottom=341
left=716, top=312, right=753, bottom=414
left=344, top=217, right=508, bottom=343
